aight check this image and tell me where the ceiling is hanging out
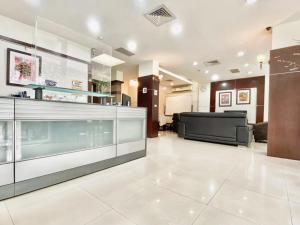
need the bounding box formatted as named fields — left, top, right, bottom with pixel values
left=0, top=0, right=299, bottom=83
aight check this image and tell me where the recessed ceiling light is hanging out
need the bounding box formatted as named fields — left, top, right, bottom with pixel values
left=87, top=17, right=100, bottom=35
left=170, top=82, right=174, bottom=86
left=237, top=51, right=245, bottom=57
left=193, top=61, right=198, bottom=66
left=248, top=71, right=253, bottom=75
left=171, top=22, right=183, bottom=35
left=205, top=70, right=209, bottom=74
left=246, top=0, right=257, bottom=5
left=244, top=63, right=249, bottom=67
left=211, top=74, right=219, bottom=81
left=127, top=40, right=137, bottom=52
left=92, top=54, right=124, bottom=67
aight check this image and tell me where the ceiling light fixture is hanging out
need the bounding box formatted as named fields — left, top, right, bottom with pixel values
left=244, top=63, right=249, bottom=67
left=246, top=0, right=258, bottom=5
left=211, top=74, right=219, bottom=81
left=170, top=82, right=174, bottom=86
left=87, top=17, right=100, bottom=35
left=92, top=53, right=124, bottom=67
left=205, top=70, right=209, bottom=74
left=237, top=51, right=245, bottom=57
left=222, top=82, right=227, bottom=87
left=159, top=67, right=193, bottom=84
left=193, top=61, right=198, bottom=66
left=257, top=54, right=266, bottom=70
left=127, top=40, right=137, bottom=52
left=24, top=0, right=40, bottom=7
left=129, top=80, right=139, bottom=87
left=171, top=22, right=183, bottom=36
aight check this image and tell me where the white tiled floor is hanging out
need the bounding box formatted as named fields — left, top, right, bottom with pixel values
left=1, top=132, right=300, bottom=225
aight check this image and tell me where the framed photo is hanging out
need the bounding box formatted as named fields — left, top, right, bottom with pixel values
left=236, top=89, right=251, bottom=105
left=219, top=92, right=232, bottom=107
left=7, top=48, right=42, bottom=87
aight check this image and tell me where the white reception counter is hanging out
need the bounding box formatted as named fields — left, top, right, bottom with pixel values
left=0, top=97, right=147, bottom=200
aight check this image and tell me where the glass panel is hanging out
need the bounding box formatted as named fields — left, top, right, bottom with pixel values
left=16, top=120, right=114, bottom=161
left=0, top=121, right=13, bottom=164
left=118, top=119, right=144, bottom=143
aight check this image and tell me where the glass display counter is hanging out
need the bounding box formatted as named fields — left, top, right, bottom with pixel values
left=0, top=97, right=147, bottom=200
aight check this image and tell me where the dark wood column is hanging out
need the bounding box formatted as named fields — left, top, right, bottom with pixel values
left=138, top=75, right=159, bottom=138
left=268, top=45, right=300, bottom=160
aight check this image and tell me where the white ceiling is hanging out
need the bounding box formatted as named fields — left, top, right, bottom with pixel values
left=0, top=0, right=299, bottom=83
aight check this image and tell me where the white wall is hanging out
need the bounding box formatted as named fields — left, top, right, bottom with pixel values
left=0, top=14, right=91, bottom=102
left=198, top=83, right=211, bottom=112
left=272, top=19, right=300, bottom=49
left=216, top=88, right=257, bottom=124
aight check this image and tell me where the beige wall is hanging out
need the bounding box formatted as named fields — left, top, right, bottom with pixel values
left=112, top=64, right=139, bottom=107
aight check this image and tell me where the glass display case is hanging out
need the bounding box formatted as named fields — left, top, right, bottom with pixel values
left=15, top=120, right=114, bottom=161
left=117, top=119, right=145, bottom=144
left=0, top=121, right=13, bottom=164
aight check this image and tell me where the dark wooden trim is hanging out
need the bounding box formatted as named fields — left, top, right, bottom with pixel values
left=236, top=88, right=251, bottom=105
left=6, top=48, right=42, bottom=87
left=219, top=92, right=232, bottom=107
left=0, top=34, right=89, bottom=65
left=210, top=76, right=265, bottom=123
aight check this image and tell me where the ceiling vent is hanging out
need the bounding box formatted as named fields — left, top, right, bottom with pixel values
left=204, top=60, right=221, bottom=67
left=115, top=48, right=135, bottom=57
left=145, top=4, right=176, bottom=26
left=230, top=69, right=240, bottom=73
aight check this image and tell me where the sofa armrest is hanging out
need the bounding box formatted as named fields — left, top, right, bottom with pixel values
left=237, top=126, right=253, bottom=147
left=178, top=122, right=185, bottom=138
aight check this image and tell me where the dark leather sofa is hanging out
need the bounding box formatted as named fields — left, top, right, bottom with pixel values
left=178, top=112, right=252, bottom=146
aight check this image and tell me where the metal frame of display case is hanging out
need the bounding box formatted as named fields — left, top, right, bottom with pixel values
left=0, top=97, right=147, bottom=200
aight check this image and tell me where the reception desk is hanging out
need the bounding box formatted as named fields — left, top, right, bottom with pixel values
left=0, top=97, right=147, bottom=200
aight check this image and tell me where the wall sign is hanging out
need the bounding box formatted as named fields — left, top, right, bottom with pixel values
left=142, top=87, right=148, bottom=94
left=154, top=89, right=158, bottom=96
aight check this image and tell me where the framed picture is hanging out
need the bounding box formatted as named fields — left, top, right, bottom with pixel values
left=219, top=92, right=232, bottom=107
left=236, top=89, right=251, bottom=105
left=7, top=48, right=42, bottom=87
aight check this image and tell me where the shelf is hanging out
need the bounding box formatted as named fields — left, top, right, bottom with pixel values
left=26, top=84, right=115, bottom=98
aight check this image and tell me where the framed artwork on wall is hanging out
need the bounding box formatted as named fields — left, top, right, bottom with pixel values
left=219, top=92, right=232, bottom=107
left=7, top=48, right=42, bottom=87
left=237, top=89, right=251, bottom=105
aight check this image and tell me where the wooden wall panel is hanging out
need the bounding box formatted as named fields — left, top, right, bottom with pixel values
left=138, top=75, right=160, bottom=138
left=210, top=76, right=265, bottom=123
left=268, top=45, right=300, bottom=160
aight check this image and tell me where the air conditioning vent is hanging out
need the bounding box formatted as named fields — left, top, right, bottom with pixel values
left=145, top=4, right=176, bottom=27
left=172, top=85, right=192, bottom=93
left=230, top=69, right=240, bottom=73
left=204, top=60, right=221, bottom=66
left=115, top=48, right=135, bottom=56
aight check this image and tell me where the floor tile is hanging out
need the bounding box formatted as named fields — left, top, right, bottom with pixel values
left=0, top=202, right=13, bottom=225
left=211, top=183, right=292, bottom=225
left=86, top=210, right=136, bottom=225
left=291, top=202, right=300, bottom=225
left=193, top=206, right=257, bottom=225
left=114, top=184, right=205, bottom=225
left=227, top=162, right=288, bottom=199
left=144, top=168, right=225, bottom=204
left=7, top=186, right=110, bottom=225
